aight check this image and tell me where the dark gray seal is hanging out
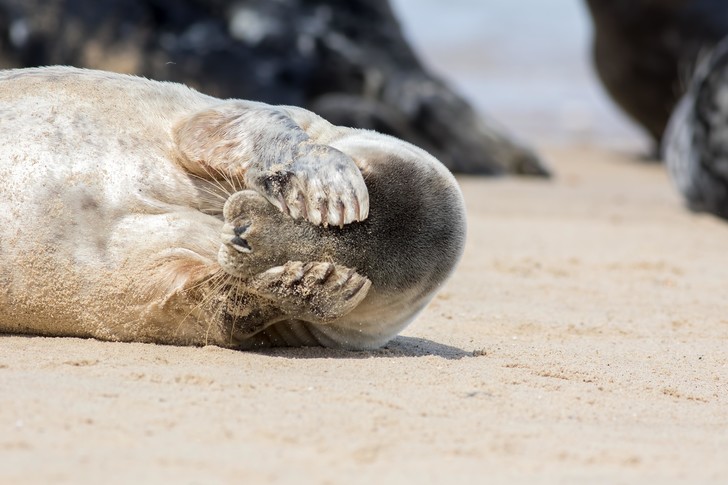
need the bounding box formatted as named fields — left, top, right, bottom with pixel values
left=585, top=0, right=728, bottom=145
left=0, top=0, right=549, bottom=177
left=664, top=38, right=728, bottom=220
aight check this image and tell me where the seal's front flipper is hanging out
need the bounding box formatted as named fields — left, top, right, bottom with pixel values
left=248, top=261, right=371, bottom=323
left=173, top=102, right=369, bottom=227
left=246, top=142, right=369, bottom=228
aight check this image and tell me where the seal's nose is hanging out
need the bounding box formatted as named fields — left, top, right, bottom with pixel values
left=220, top=223, right=252, bottom=253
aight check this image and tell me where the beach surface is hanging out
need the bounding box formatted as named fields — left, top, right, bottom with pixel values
left=1, top=145, right=727, bottom=484
left=2, top=2, right=728, bottom=483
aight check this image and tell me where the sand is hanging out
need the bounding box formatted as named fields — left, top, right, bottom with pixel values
left=1, top=145, right=727, bottom=484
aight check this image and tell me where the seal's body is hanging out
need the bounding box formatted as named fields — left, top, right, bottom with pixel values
left=0, top=66, right=466, bottom=349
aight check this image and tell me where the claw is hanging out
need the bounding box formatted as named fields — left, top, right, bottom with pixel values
left=353, top=198, right=361, bottom=222
left=249, top=261, right=372, bottom=323
left=302, top=262, right=335, bottom=284
left=344, top=274, right=370, bottom=301
left=338, top=200, right=345, bottom=229
left=297, top=192, right=308, bottom=221
left=319, top=198, right=328, bottom=228
left=277, top=193, right=290, bottom=217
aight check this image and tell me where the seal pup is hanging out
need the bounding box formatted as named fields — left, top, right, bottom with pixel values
left=585, top=0, right=728, bottom=145
left=664, top=38, right=728, bottom=220
left=0, top=0, right=549, bottom=177
left=0, top=66, right=466, bottom=350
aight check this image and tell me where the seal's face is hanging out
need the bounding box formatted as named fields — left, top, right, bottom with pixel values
left=217, top=189, right=338, bottom=280
left=209, top=189, right=372, bottom=340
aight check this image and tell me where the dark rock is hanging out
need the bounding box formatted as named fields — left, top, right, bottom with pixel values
left=585, top=0, right=728, bottom=146
left=0, top=0, right=549, bottom=176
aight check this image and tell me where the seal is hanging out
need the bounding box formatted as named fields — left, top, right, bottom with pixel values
left=664, top=38, right=728, bottom=220
left=585, top=0, right=728, bottom=145
left=0, top=66, right=466, bottom=350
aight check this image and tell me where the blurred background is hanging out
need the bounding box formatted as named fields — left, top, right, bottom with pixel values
left=0, top=0, right=661, bottom=176
left=391, top=0, right=648, bottom=151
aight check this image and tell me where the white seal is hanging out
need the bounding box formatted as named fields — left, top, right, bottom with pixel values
left=0, top=66, right=466, bottom=349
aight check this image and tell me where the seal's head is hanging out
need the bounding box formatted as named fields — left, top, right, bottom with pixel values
left=217, top=129, right=467, bottom=348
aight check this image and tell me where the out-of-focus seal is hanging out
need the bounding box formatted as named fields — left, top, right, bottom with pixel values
left=585, top=0, right=728, bottom=145
left=0, top=0, right=549, bottom=177
left=664, top=38, right=728, bottom=220
left=0, top=66, right=466, bottom=350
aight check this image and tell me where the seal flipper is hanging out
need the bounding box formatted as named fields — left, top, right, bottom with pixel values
left=215, top=261, right=370, bottom=343
left=247, top=261, right=371, bottom=324
left=214, top=188, right=370, bottom=338
left=173, top=101, right=368, bottom=227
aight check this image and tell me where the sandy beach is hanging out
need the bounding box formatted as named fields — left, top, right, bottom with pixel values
left=2, top=1, right=727, bottom=483
left=1, top=144, right=726, bottom=484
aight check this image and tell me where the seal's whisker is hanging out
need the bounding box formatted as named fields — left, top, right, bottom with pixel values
left=227, top=169, right=246, bottom=194
left=195, top=192, right=228, bottom=215
left=216, top=167, right=240, bottom=196
left=182, top=269, right=224, bottom=294
left=203, top=273, right=237, bottom=346
left=191, top=272, right=232, bottom=323
left=204, top=164, right=234, bottom=197
left=195, top=184, right=228, bottom=203
left=226, top=280, right=249, bottom=344
left=219, top=276, right=239, bottom=346
left=187, top=166, right=233, bottom=204
left=188, top=172, right=231, bottom=202
left=173, top=271, right=228, bottom=338
left=196, top=162, right=238, bottom=199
